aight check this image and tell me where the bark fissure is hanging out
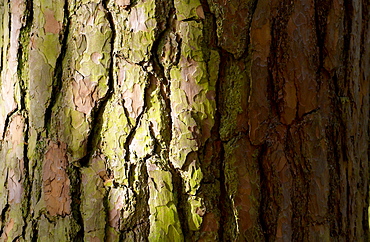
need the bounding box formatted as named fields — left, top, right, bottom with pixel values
left=103, top=186, right=110, bottom=241
left=257, top=142, right=271, bottom=241
left=361, top=2, right=370, bottom=241
left=16, top=0, right=33, bottom=238
left=123, top=93, right=148, bottom=165
left=1, top=109, right=18, bottom=141
left=79, top=0, right=116, bottom=167
left=0, top=204, right=10, bottom=237
left=167, top=160, right=188, bottom=236
left=66, top=166, right=84, bottom=241
left=44, top=0, right=71, bottom=134
left=196, top=2, right=225, bottom=240
left=269, top=0, right=295, bottom=122
left=286, top=127, right=302, bottom=241
left=327, top=111, right=342, bottom=237
left=213, top=46, right=226, bottom=241
left=20, top=115, right=30, bottom=239
left=152, top=0, right=176, bottom=147
left=313, top=0, right=331, bottom=78
left=0, top=50, right=2, bottom=74
left=123, top=157, right=150, bottom=238
left=31, top=219, right=37, bottom=242
left=232, top=0, right=259, bottom=61
left=1, top=1, right=18, bottom=142
left=342, top=0, right=353, bottom=98
left=215, top=50, right=231, bottom=240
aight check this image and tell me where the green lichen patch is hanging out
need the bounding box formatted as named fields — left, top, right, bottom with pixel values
left=117, top=61, right=148, bottom=122
left=167, top=10, right=221, bottom=237
left=28, top=49, right=54, bottom=130
left=169, top=56, right=217, bottom=167
left=219, top=59, right=249, bottom=141
left=146, top=86, right=171, bottom=150
left=57, top=107, right=89, bottom=161
left=174, top=0, right=203, bottom=21
left=129, top=118, right=155, bottom=160
left=178, top=21, right=205, bottom=62
left=148, top=204, right=183, bottom=242
left=207, top=0, right=253, bottom=58
left=157, top=31, right=180, bottom=70
left=48, top=2, right=112, bottom=162
left=182, top=160, right=203, bottom=196
left=37, top=34, right=60, bottom=68
left=181, top=160, right=205, bottom=233
left=222, top=136, right=263, bottom=240
left=80, top=164, right=106, bottom=241
left=99, top=95, right=131, bottom=185
left=37, top=215, right=76, bottom=241
left=28, top=0, right=64, bottom=131
left=109, top=0, right=157, bottom=63
left=107, top=186, right=136, bottom=231
left=147, top=158, right=183, bottom=241
left=187, top=196, right=204, bottom=231
left=0, top=114, right=29, bottom=240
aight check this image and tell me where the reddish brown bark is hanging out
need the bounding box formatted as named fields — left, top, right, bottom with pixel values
left=0, top=0, right=369, bottom=241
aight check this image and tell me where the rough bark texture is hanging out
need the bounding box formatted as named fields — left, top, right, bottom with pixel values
left=0, top=0, right=369, bottom=241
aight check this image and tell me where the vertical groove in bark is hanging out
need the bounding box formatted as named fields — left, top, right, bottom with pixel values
left=79, top=0, right=115, bottom=166
left=43, top=0, right=69, bottom=133
left=17, top=0, right=33, bottom=238
left=67, top=166, right=84, bottom=241
left=362, top=2, right=370, bottom=241
left=1, top=0, right=29, bottom=240
left=314, top=0, right=331, bottom=71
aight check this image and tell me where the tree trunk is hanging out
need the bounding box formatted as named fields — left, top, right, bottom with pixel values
left=0, top=0, right=369, bottom=241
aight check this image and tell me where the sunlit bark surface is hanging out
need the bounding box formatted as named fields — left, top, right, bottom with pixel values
left=0, top=0, right=369, bottom=241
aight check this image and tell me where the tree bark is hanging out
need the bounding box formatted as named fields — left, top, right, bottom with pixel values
left=0, top=0, right=369, bottom=241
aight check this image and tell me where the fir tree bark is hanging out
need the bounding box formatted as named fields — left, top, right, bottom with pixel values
left=0, top=0, right=369, bottom=241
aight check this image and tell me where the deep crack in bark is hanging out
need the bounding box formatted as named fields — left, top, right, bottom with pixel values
left=79, top=0, right=116, bottom=167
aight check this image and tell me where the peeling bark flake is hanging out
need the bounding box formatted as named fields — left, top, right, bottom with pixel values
left=43, top=141, right=71, bottom=216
